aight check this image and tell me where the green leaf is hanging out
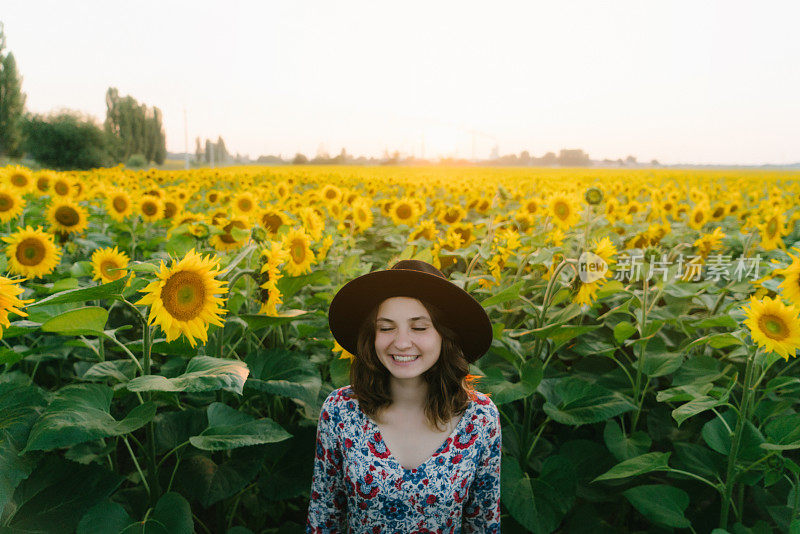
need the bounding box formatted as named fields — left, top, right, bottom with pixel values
left=23, top=384, right=157, bottom=452
left=623, top=484, right=690, bottom=528
left=240, top=310, right=312, bottom=330
left=5, top=455, right=123, bottom=533
left=693, top=315, right=740, bottom=329
left=603, top=419, right=651, bottom=461
left=593, top=452, right=671, bottom=482
left=277, top=270, right=330, bottom=300
left=529, top=324, right=602, bottom=347
left=540, top=377, right=636, bottom=427
left=501, top=455, right=576, bottom=534
left=127, top=356, right=250, bottom=395
left=40, top=306, right=108, bottom=336
left=613, top=321, right=636, bottom=344
left=702, top=410, right=765, bottom=461
left=479, top=358, right=542, bottom=405
left=51, top=278, right=80, bottom=292
left=685, top=333, right=743, bottom=351
left=672, top=396, right=725, bottom=427
left=28, top=276, right=130, bottom=308
left=635, top=351, right=684, bottom=378
left=481, top=281, right=524, bottom=307
left=189, top=403, right=292, bottom=450
left=77, top=499, right=133, bottom=534
left=129, top=261, right=159, bottom=273
left=82, top=360, right=137, bottom=383
left=119, top=492, right=194, bottom=534
left=165, top=232, right=196, bottom=257
left=244, top=349, right=322, bottom=417
left=174, top=447, right=265, bottom=508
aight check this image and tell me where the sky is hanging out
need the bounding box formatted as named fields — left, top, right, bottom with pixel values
left=3, top=0, right=799, bottom=165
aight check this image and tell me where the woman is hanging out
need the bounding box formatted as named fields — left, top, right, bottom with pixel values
left=307, top=259, right=501, bottom=533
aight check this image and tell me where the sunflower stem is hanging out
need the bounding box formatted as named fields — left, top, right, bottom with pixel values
left=719, top=345, right=759, bottom=529
left=630, top=273, right=650, bottom=432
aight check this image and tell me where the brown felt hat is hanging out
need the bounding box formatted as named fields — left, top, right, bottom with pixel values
left=328, top=259, right=493, bottom=362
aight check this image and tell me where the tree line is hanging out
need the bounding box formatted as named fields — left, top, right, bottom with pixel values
left=0, top=22, right=166, bottom=169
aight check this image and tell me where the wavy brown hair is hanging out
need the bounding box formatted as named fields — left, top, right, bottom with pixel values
left=349, top=298, right=481, bottom=431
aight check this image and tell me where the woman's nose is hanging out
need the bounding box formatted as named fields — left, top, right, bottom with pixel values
left=392, top=328, right=413, bottom=348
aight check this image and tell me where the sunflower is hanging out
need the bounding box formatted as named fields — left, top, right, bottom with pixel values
left=774, top=249, right=800, bottom=307
left=0, top=187, right=25, bottom=223
left=438, top=205, right=466, bottom=225
left=5, top=166, right=34, bottom=194
left=320, top=184, right=343, bottom=205
left=47, top=199, right=89, bottom=235
left=742, top=296, right=800, bottom=360
left=388, top=197, right=420, bottom=226
left=316, top=235, right=334, bottom=262
left=688, top=202, right=710, bottom=231
left=410, top=220, right=438, bottom=242
left=259, top=208, right=290, bottom=235
left=138, top=196, right=164, bottom=223
left=233, top=191, right=259, bottom=219
left=106, top=189, right=133, bottom=222
left=35, top=171, right=54, bottom=195
left=758, top=211, right=786, bottom=251
left=210, top=217, right=249, bottom=252
left=162, top=199, right=183, bottom=222
left=694, top=227, right=726, bottom=259
left=135, top=249, right=227, bottom=347
left=3, top=226, right=61, bottom=278
left=299, top=207, right=325, bottom=241
left=91, top=246, right=130, bottom=284
left=548, top=193, right=581, bottom=230
left=0, top=276, right=33, bottom=339
left=574, top=236, right=618, bottom=307
left=282, top=227, right=316, bottom=276
left=332, top=339, right=355, bottom=360
left=51, top=176, right=74, bottom=198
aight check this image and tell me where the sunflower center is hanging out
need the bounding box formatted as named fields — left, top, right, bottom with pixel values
left=161, top=271, right=207, bottom=321
left=37, top=178, right=50, bottom=191
left=142, top=202, right=158, bottom=216
left=444, top=211, right=459, bottom=223
left=11, top=174, right=27, bottom=187
left=554, top=202, right=569, bottom=219
left=713, top=207, right=724, bottom=218
left=164, top=202, right=177, bottom=219
left=112, top=196, right=128, bottom=212
left=767, top=217, right=778, bottom=237
left=54, top=182, right=69, bottom=196
left=694, top=212, right=704, bottom=223
left=238, top=199, right=252, bottom=211
left=262, top=214, right=282, bottom=233
left=55, top=206, right=80, bottom=227
left=396, top=204, right=412, bottom=220
left=0, top=194, right=13, bottom=212
left=101, top=260, right=123, bottom=280
left=758, top=313, right=788, bottom=340
left=325, top=189, right=337, bottom=199
left=16, top=238, right=46, bottom=266
left=291, top=240, right=306, bottom=263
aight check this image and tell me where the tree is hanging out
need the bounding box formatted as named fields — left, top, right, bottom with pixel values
left=194, top=137, right=203, bottom=164
left=0, top=23, right=27, bottom=157
left=104, top=87, right=165, bottom=164
left=292, top=153, right=308, bottom=164
left=214, top=136, right=228, bottom=164
left=22, top=111, right=113, bottom=169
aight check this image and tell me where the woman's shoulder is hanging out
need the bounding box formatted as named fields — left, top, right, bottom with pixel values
left=321, top=385, right=360, bottom=415
left=467, top=390, right=501, bottom=426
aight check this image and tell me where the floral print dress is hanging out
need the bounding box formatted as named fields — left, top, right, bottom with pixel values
left=306, top=386, right=501, bottom=533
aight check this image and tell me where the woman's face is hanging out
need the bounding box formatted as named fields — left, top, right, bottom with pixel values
left=374, top=296, right=442, bottom=382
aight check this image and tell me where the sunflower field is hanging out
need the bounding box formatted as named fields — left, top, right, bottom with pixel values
left=1, top=163, right=800, bottom=533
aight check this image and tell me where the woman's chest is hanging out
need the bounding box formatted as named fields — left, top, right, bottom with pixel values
left=378, top=418, right=459, bottom=470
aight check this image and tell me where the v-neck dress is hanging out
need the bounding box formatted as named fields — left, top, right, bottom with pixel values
left=306, top=385, right=501, bottom=533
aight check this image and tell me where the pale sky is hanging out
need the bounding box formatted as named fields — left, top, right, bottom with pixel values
left=3, top=1, right=799, bottom=164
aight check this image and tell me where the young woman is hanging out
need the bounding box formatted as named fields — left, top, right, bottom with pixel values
left=307, top=260, right=501, bottom=533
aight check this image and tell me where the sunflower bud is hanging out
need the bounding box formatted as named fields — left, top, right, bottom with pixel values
left=585, top=187, right=603, bottom=205
left=251, top=225, right=268, bottom=244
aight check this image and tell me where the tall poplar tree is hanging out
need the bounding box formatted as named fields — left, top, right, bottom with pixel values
left=0, top=23, right=27, bottom=157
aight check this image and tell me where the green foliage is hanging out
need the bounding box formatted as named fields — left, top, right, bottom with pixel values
left=126, top=153, right=147, bottom=168
left=21, top=111, right=114, bottom=169
left=0, top=25, right=27, bottom=158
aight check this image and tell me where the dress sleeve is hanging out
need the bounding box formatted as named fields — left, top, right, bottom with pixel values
left=462, top=401, right=502, bottom=533
left=306, top=393, right=348, bottom=533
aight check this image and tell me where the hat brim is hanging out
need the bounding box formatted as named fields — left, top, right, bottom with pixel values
left=328, top=268, right=492, bottom=362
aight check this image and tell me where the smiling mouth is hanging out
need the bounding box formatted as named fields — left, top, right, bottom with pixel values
left=391, top=354, right=420, bottom=362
